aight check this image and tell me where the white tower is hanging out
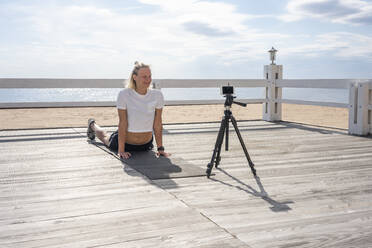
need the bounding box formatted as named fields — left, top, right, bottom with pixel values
left=263, top=47, right=283, bottom=121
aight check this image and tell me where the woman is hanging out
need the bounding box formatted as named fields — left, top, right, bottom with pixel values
left=87, top=61, right=170, bottom=159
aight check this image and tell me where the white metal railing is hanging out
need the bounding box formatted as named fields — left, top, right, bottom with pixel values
left=0, top=76, right=371, bottom=135
left=0, top=78, right=124, bottom=88
left=275, top=79, right=350, bottom=108
left=0, top=78, right=267, bottom=108
left=153, top=79, right=267, bottom=106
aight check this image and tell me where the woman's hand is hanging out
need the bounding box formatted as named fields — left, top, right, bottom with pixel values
left=157, top=150, right=171, bottom=158
left=118, top=151, right=131, bottom=159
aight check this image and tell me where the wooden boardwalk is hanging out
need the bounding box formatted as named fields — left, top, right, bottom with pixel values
left=1, top=120, right=372, bottom=248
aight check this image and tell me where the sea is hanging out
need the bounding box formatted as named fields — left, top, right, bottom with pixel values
left=0, top=87, right=349, bottom=104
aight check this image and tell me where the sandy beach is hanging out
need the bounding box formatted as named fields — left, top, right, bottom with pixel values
left=0, top=104, right=348, bottom=130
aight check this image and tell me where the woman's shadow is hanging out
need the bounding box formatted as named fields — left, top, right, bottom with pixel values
left=211, top=168, right=294, bottom=212
left=89, top=140, right=182, bottom=188
left=121, top=151, right=183, bottom=180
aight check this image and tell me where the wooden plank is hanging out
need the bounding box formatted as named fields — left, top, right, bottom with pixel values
left=233, top=210, right=372, bottom=248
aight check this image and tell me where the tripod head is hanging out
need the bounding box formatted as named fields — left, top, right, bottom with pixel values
left=224, top=94, right=247, bottom=108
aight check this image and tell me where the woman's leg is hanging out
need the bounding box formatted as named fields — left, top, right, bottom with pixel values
left=88, top=119, right=111, bottom=146
left=92, top=123, right=111, bottom=146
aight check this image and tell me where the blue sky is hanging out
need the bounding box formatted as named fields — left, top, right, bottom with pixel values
left=1, top=0, right=371, bottom=79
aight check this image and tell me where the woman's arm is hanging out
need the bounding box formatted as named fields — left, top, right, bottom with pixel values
left=118, top=109, right=130, bottom=158
left=153, top=108, right=170, bottom=157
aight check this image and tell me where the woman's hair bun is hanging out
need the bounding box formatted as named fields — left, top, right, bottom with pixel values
left=134, top=61, right=139, bottom=66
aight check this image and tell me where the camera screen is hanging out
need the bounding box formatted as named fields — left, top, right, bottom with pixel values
left=222, top=86, right=234, bottom=95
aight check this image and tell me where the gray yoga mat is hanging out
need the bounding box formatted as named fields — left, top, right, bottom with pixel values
left=91, top=141, right=207, bottom=180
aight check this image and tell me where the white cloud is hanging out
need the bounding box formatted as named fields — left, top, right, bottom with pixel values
left=281, top=32, right=372, bottom=59
left=2, top=0, right=290, bottom=77
left=138, top=0, right=247, bottom=34
left=281, top=0, right=372, bottom=25
left=1, top=0, right=371, bottom=78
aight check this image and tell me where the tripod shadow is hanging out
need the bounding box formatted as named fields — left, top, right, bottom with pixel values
left=211, top=168, right=294, bottom=212
left=278, top=121, right=345, bottom=135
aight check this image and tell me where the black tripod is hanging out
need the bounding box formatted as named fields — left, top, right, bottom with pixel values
left=206, top=94, right=257, bottom=178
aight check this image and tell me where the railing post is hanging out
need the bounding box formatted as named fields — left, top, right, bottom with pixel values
left=153, top=80, right=161, bottom=90
left=348, top=81, right=371, bottom=135
left=263, top=64, right=282, bottom=121
left=348, top=82, right=358, bottom=134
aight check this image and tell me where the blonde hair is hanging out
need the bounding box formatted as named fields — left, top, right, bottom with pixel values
left=126, top=61, right=150, bottom=89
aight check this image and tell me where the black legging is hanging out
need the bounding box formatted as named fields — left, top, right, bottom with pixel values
left=108, top=131, right=154, bottom=152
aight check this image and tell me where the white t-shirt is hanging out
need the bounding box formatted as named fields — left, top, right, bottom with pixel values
left=116, top=88, right=164, bottom=132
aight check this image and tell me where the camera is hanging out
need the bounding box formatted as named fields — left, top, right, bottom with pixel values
left=221, top=85, right=234, bottom=95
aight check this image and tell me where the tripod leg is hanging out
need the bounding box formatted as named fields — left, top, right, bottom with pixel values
left=206, top=118, right=226, bottom=177
left=225, top=116, right=229, bottom=151
left=230, top=116, right=257, bottom=176
left=215, top=119, right=226, bottom=168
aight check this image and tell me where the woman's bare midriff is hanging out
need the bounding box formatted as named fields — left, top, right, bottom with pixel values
left=126, top=131, right=153, bottom=145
